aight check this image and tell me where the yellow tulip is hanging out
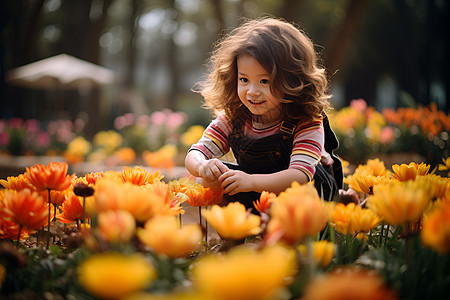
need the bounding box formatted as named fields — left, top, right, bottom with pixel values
left=349, top=206, right=382, bottom=234
left=438, top=157, right=450, bottom=176
left=124, top=292, right=205, bottom=300
left=181, top=125, right=205, bottom=146
left=415, top=174, right=448, bottom=199
left=203, top=202, right=261, bottom=240
left=390, top=162, right=430, bottom=181
left=367, top=180, right=432, bottom=225
left=357, top=158, right=389, bottom=177
left=93, top=130, right=122, bottom=154
left=298, top=240, right=335, bottom=268
left=78, top=253, right=156, bottom=299
left=137, top=215, right=202, bottom=258
left=331, top=202, right=381, bottom=236
left=192, top=245, right=296, bottom=300
left=302, top=267, right=397, bottom=300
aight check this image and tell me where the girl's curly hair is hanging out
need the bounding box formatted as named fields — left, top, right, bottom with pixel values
left=193, top=17, right=332, bottom=123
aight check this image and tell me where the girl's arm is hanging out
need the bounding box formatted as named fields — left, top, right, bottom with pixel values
left=219, top=168, right=309, bottom=195
left=185, top=150, right=229, bottom=182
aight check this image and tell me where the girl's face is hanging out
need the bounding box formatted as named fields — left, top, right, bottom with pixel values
left=237, top=54, right=282, bottom=122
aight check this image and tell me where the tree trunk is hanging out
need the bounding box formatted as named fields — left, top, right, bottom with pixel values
left=324, top=0, right=368, bottom=74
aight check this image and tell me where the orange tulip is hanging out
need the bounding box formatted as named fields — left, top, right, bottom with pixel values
left=24, top=161, right=76, bottom=191
left=114, top=147, right=136, bottom=165
left=148, top=180, right=188, bottom=216
left=58, top=190, right=87, bottom=224
left=266, top=182, right=328, bottom=245
left=0, top=174, right=33, bottom=191
left=302, top=267, right=397, bottom=300
left=183, top=183, right=222, bottom=207
left=92, top=178, right=123, bottom=213
left=94, top=179, right=174, bottom=222
left=83, top=172, right=105, bottom=185
left=121, top=166, right=163, bottom=186
left=421, top=200, right=450, bottom=254
left=2, top=189, right=49, bottom=231
left=49, top=189, right=68, bottom=206
left=0, top=199, right=30, bottom=240
left=0, top=218, right=30, bottom=240
left=142, top=145, right=177, bottom=169
left=137, top=215, right=202, bottom=258
left=120, top=186, right=166, bottom=222
left=330, top=202, right=356, bottom=235
left=254, top=191, right=277, bottom=214
left=98, top=210, right=136, bottom=244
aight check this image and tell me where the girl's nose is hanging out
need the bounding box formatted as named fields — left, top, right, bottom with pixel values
left=247, top=84, right=260, bottom=96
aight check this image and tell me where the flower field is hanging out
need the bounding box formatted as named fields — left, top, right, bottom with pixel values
left=0, top=157, right=449, bottom=299
left=329, top=99, right=449, bottom=166
left=0, top=101, right=449, bottom=299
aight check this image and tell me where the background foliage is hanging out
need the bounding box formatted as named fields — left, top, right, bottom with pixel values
left=1, top=0, right=449, bottom=139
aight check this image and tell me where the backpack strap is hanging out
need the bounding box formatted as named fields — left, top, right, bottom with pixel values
left=280, top=120, right=296, bottom=136
left=323, top=115, right=343, bottom=189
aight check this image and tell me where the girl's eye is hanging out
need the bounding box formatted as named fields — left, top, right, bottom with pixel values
left=239, top=77, right=248, bottom=83
left=260, top=79, right=269, bottom=84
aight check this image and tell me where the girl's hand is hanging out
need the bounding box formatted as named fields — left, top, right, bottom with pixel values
left=197, top=158, right=229, bottom=182
left=219, top=170, right=254, bottom=195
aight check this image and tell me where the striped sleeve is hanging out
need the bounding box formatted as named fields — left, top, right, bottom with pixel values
left=289, top=120, right=324, bottom=180
left=188, top=113, right=232, bottom=159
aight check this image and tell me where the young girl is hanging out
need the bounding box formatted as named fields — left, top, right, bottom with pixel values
left=185, top=17, right=343, bottom=210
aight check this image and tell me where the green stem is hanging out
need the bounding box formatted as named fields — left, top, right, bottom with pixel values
left=329, top=222, right=335, bottom=245
left=52, top=205, right=57, bottom=244
left=36, top=228, right=41, bottom=246
left=306, top=237, right=316, bottom=276
left=16, top=224, right=22, bottom=247
left=82, top=196, right=86, bottom=224
left=46, top=188, right=51, bottom=250
left=205, top=210, right=208, bottom=246
left=345, top=233, right=351, bottom=263
left=320, top=224, right=329, bottom=241
left=198, top=206, right=204, bottom=242
left=404, top=223, right=411, bottom=268
left=378, top=222, right=384, bottom=248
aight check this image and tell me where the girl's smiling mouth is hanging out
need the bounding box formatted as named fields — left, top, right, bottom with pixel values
left=248, top=99, right=265, bottom=104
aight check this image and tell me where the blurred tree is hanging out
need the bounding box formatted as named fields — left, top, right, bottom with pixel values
left=0, top=0, right=45, bottom=119
left=1, top=0, right=448, bottom=135
left=323, top=0, right=368, bottom=75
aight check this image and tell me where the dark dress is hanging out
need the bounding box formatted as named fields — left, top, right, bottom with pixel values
left=222, top=115, right=343, bottom=212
